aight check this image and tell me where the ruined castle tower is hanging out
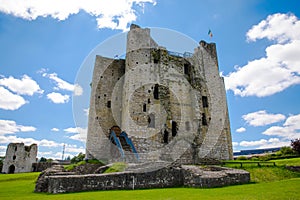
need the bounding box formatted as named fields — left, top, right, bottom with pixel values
left=2, top=143, right=37, bottom=173
left=86, top=25, right=233, bottom=164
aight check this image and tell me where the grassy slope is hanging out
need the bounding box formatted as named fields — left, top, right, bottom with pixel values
left=0, top=158, right=299, bottom=200
left=224, top=157, right=300, bottom=182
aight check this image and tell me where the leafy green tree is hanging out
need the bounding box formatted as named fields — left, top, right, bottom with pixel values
left=279, top=146, right=294, bottom=155
left=65, top=156, right=71, bottom=161
left=71, top=153, right=85, bottom=164
left=39, top=157, right=47, bottom=162
left=291, top=139, right=300, bottom=155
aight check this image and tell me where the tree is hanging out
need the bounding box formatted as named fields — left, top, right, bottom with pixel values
left=279, top=146, right=294, bottom=155
left=65, top=156, right=71, bottom=161
left=39, top=157, right=47, bottom=162
left=291, top=139, right=300, bottom=155
left=71, top=152, right=85, bottom=164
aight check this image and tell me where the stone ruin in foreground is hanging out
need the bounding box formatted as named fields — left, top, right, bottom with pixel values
left=35, top=25, right=250, bottom=193
left=35, top=162, right=250, bottom=194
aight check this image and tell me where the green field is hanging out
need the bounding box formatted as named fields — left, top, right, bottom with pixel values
left=0, top=158, right=299, bottom=200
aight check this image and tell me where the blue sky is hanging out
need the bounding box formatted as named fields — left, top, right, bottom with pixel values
left=0, top=0, right=300, bottom=159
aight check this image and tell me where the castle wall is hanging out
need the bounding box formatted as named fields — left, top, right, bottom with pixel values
left=194, top=41, right=233, bottom=160
left=86, top=25, right=233, bottom=163
left=86, top=56, right=125, bottom=160
left=2, top=143, right=37, bottom=173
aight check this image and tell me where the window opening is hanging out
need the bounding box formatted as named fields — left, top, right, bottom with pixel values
left=107, top=101, right=111, bottom=108
left=148, top=114, right=155, bottom=128
left=163, top=130, right=169, bottom=144
left=184, top=64, right=190, bottom=75
left=8, top=165, right=15, bottom=174
left=202, top=113, right=207, bottom=125
left=202, top=96, right=208, bottom=108
left=153, top=84, right=159, bottom=100
left=172, top=121, right=178, bottom=137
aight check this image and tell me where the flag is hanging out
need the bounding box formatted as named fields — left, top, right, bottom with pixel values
left=208, top=29, right=213, bottom=38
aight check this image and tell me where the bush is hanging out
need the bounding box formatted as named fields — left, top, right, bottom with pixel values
left=236, top=156, right=247, bottom=160
left=291, top=139, right=300, bottom=155
left=71, top=152, right=85, bottom=164
left=250, top=157, right=259, bottom=161
left=279, top=146, right=294, bottom=155
left=39, top=157, right=47, bottom=162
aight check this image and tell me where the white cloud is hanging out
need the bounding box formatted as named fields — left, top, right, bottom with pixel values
left=0, top=86, right=27, bottom=110
left=47, top=92, right=70, bottom=104
left=51, top=128, right=59, bottom=132
left=65, top=145, right=85, bottom=154
left=0, top=135, right=62, bottom=148
left=263, top=114, right=300, bottom=139
left=64, top=127, right=87, bottom=142
left=238, top=113, right=300, bottom=150
left=242, top=110, right=286, bottom=127
left=0, top=75, right=44, bottom=96
left=236, top=127, right=246, bottom=133
left=0, top=119, right=36, bottom=135
left=44, top=73, right=83, bottom=96
left=64, top=127, right=80, bottom=133
left=246, top=13, right=300, bottom=43
left=239, top=138, right=290, bottom=149
left=0, top=145, right=7, bottom=156
left=84, top=108, right=89, bottom=116
left=37, top=151, right=53, bottom=158
left=74, top=84, right=83, bottom=96
left=0, top=0, right=156, bottom=31
left=46, top=73, right=74, bottom=91
left=225, top=13, right=300, bottom=97
left=240, top=139, right=268, bottom=147
left=232, top=142, right=239, bottom=147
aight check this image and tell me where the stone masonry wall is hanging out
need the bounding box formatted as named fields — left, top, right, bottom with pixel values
left=2, top=143, right=37, bottom=173
left=37, top=164, right=250, bottom=193
left=86, top=25, right=233, bottom=163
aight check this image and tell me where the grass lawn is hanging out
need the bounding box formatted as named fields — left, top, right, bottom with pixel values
left=223, top=157, right=300, bottom=182
left=0, top=157, right=299, bottom=200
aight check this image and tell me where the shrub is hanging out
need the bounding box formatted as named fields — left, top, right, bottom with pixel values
left=291, top=139, right=300, bottom=155
left=236, top=156, right=247, bottom=160
left=279, top=146, right=294, bottom=155
left=71, top=152, right=85, bottom=164
left=250, top=157, right=259, bottom=161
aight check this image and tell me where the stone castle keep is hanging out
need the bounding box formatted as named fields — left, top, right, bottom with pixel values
left=86, top=24, right=233, bottom=164
left=35, top=25, right=249, bottom=194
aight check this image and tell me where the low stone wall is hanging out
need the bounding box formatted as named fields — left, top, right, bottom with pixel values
left=36, top=164, right=250, bottom=194
left=47, top=167, right=182, bottom=193
left=182, top=166, right=250, bottom=188
left=32, top=162, right=55, bottom=172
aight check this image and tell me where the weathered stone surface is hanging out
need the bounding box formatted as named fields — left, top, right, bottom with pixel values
left=2, top=143, right=37, bottom=173
left=32, top=162, right=56, bottom=172
left=35, top=163, right=250, bottom=193
left=86, top=24, right=233, bottom=164
left=35, top=165, right=67, bottom=193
